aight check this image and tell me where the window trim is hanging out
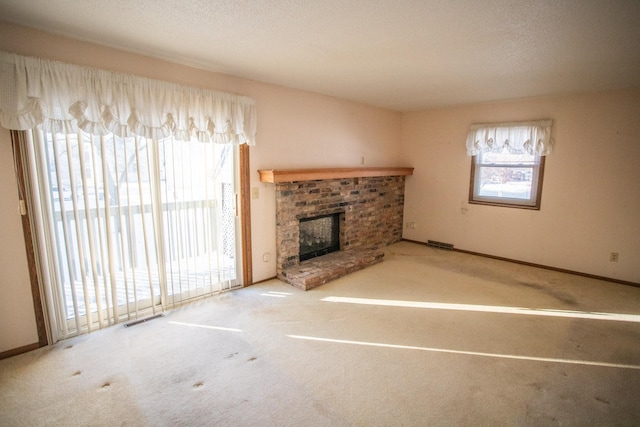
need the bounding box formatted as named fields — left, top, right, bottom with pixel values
left=469, top=153, right=546, bottom=210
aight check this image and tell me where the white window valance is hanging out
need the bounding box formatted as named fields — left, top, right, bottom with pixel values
left=466, top=120, right=552, bottom=156
left=0, top=51, right=256, bottom=144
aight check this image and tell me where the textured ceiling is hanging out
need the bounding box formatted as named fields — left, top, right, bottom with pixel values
left=1, top=0, right=639, bottom=111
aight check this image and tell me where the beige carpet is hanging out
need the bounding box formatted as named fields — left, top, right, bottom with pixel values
left=1, top=241, right=639, bottom=426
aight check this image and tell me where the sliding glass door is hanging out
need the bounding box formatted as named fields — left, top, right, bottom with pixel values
left=26, top=130, right=241, bottom=338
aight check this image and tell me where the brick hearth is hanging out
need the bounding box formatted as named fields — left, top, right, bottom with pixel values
left=280, top=249, right=385, bottom=290
left=260, top=168, right=412, bottom=290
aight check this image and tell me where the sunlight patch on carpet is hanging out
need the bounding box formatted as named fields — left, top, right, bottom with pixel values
left=321, top=296, right=640, bottom=323
left=261, top=291, right=293, bottom=298
left=168, top=321, right=242, bottom=332
left=288, top=335, right=640, bottom=370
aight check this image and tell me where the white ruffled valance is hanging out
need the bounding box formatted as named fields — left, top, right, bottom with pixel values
left=0, top=51, right=256, bottom=144
left=466, top=120, right=552, bottom=156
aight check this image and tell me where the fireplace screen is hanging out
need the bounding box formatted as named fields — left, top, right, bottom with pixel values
left=299, top=213, right=341, bottom=261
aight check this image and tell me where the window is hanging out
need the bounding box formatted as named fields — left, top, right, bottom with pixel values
left=466, top=120, right=552, bottom=210
left=22, top=129, right=242, bottom=338
left=2, top=52, right=256, bottom=342
left=469, top=149, right=545, bottom=209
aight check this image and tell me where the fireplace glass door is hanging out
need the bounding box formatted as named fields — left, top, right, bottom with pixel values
left=299, top=213, right=340, bottom=261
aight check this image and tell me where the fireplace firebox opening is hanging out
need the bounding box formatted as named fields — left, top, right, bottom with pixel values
left=298, top=212, right=342, bottom=262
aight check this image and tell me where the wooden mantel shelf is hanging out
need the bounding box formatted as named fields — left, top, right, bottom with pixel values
left=258, top=167, right=414, bottom=183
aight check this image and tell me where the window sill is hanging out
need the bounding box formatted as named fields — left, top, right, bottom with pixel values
left=468, top=200, right=541, bottom=210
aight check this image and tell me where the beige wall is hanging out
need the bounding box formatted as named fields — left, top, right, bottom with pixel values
left=401, top=89, right=640, bottom=283
left=0, top=129, right=39, bottom=353
left=1, top=22, right=638, bottom=354
left=0, top=22, right=402, bottom=285
left=0, top=23, right=402, bottom=351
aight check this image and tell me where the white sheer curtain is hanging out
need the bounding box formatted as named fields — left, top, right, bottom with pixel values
left=0, top=51, right=256, bottom=144
left=1, top=52, right=255, bottom=342
left=466, top=120, right=553, bottom=156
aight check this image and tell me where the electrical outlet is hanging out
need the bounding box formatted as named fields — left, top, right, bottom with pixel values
left=405, top=222, right=416, bottom=229
left=251, top=187, right=259, bottom=199
left=610, top=252, right=619, bottom=262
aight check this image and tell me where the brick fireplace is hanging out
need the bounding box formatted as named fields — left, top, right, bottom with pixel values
left=259, top=167, right=413, bottom=290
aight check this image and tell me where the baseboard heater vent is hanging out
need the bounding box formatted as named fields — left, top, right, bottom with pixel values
left=426, top=240, right=454, bottom=250
left=125, top=313, right=164, bottom=328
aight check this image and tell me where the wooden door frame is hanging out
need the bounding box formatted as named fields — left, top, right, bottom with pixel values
left=239, top=143, right=253, bottom=286
left=10, top=130, right=48, bottom=348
